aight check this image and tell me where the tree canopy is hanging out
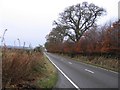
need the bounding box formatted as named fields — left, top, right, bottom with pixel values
left=54, top=2, right=106, bottom=42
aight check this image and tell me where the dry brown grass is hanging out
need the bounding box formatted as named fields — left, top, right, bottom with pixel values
left=60, top=53, right=119, bottom=72
left=75, top=55, right=119, bottom=72
left=2, top=48, right=45, bottom=88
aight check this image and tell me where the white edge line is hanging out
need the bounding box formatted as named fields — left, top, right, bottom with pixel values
left=85, top=69, right=94, bottom=74
left=44, top=53, right=80, bottom=90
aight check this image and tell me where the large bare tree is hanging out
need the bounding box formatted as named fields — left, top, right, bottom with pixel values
left=54, top=2, right=106, bottom=42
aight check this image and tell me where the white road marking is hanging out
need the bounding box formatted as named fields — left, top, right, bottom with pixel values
left=44, top=53, right=80, bottom=90
left=85, top=69, right=94, bottom=74
left=78, top=61, right=118, bottom=74
left=69, top=62, right=72, bottom=64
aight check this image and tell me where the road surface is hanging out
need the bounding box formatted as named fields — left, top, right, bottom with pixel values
left=44, top=52, right=118, bottom=90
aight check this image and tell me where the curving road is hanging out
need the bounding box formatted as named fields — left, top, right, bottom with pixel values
left=44, top=52, right=119, bottom=90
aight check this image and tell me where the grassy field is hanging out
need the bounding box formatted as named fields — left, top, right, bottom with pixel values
left=2, top=48, right=57, bottom=89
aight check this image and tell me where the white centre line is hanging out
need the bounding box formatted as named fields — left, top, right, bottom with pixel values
left=85, top=69, right=94, bottom=74
left=44, top=53, right=80, bottom=90
left=69, top=62, right=72, bottom=64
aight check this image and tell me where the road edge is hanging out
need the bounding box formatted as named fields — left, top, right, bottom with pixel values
left=44, top=52, right=80, bottom=90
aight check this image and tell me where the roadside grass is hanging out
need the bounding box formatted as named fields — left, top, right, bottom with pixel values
left=36, top=55, right=58, bottom=88
left=76, top=56, right=119, bottom=72
left=59, top=54, right=119, bottom=72
left=2, top=48, right=58, bottom=89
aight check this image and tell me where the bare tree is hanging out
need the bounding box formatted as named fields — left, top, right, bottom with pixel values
left=46, top=26, right=67, bottom=43
left=45, top=26, right=68, bottom=52
left=54, top=2, right=106, bottom=42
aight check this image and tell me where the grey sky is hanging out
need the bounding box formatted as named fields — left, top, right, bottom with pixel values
left=0, top=0, right=119, bottom=47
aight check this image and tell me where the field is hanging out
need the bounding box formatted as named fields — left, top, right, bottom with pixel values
left=2, top=48, right=57, bottom=89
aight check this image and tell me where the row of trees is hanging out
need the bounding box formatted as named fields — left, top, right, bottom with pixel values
left=45, top=2, right=119, bottom=56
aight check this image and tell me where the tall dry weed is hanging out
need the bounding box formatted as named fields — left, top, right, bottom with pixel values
left=2, top=48, right=44, bottom=88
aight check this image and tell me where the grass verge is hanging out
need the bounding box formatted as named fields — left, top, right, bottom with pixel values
left=59, top=54, right=119, bottom=72
left=36, top=55, right=58, bottom=88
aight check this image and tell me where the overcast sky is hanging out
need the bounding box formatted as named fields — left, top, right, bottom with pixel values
left=0, top=0, right=119, bottom=47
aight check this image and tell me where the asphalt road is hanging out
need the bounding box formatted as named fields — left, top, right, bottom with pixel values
left=44, top=52, right=118, bottom=89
